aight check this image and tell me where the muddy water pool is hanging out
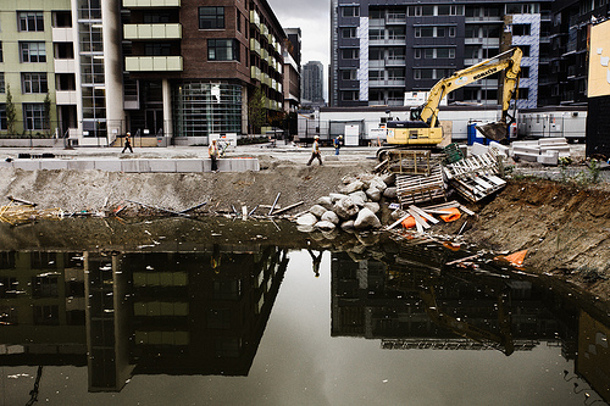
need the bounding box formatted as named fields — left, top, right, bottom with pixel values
left=0, top=218, right=608, bottom=405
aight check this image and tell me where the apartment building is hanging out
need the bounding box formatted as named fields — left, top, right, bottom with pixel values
left=0, top=0, right=76, bottom=138
left=283, top=28, right=301, bottom=112
left=0, top=0, right=288, bottom=146
left=329, top=0, right=554, bottom=108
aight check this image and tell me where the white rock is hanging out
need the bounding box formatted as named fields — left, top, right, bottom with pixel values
left=296, top=213, right=318, bottom=227
left=349, top=191, right=367, bottom=207
left=365, top=187, right=382, bottom=202
left=329, top=193, right=348, bottom=203
left=315, top=221, right=336, bottom=231
left=383, top=187, right=397, bottom=199
left=364, top=202, right=380, bottom=214
left=334, top=196, right=360, bottom=220
left=321, top=210, right=340, bottom=225
left=316, top=196, right=333, bottom=210
left=354, top=208, right=382, bottom=229
left=309, top=204, right=327, bottom=218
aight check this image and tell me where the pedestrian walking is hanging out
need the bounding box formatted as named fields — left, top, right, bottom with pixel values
left=306, top=135, right=323, bottom=166
left=208, top=139, right=219, bottom=172
left=333, top=135, right=343, bottom=155
left=121, top=133, right=133, bottom=153
left=307, top=249, right=323, bottom=278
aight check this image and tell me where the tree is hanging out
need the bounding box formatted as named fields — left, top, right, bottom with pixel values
left=248, top=86, right=267, bottom=135
left=5, top=84, right=17, bottom=136
left=43, top=93, right=51, bottom=137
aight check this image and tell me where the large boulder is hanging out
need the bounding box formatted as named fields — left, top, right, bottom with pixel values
left=369, top=177, right=388, bottom=192
left=354, top=208, right=382, bottom=229
left=333, top=196, right=360, bottom=220
left=315, top=221, right=336, bottom=231
left=309, top=204, right=327, bottom=218
left=321, top=210, right=340, bottom=225
left=339, top=180, right=365, bottom=194
left=349, top=191, right=367, bottom=207
left=316, top=196, right=333, bottom=210
left=365, top=187, right=382, bottom=202
left=296, top=213, right=318, bottom=227
left=381, top=172, right=396, bottom=187
left=340, top=220, right=355, bottom=230
left=364, top=202, right=380, bottom=214
left=383, top=187, right=397, bottom=199
left=329, top=193, right=348, bottom=203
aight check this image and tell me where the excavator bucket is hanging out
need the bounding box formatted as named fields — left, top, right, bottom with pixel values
left=475, top=121, right=508, bottom=141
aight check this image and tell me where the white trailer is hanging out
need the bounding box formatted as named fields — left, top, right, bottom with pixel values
left=517, top=107, right=587, bottom=142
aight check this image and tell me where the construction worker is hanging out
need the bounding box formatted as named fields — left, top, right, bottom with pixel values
left=121, top=132, right=133, bottom=153
left=333, top=135, right=343, bottom=155
left=306, top=135, right=323, bottom=166
left=208, top=139, right=219, bottom=172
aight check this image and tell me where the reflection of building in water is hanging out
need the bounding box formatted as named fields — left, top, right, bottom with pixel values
left=0, top=246, right=288, bottom=392
left=0, top=251, right=87, bottom=365
left=576, top=310, right=610, bottom=403
left=331, top=252, right=578, bottom=356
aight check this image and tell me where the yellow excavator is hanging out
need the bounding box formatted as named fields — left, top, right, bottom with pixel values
left=380, top=47, right=522, bottom=157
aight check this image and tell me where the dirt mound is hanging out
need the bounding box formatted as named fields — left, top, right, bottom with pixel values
left=463, top=178, right=610, bottom=299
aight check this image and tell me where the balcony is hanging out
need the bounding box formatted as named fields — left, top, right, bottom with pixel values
left=369, top=37, right=406, bottom=46
left=123, top=23, right=182, bottom=40
left=250, top=38, right=261, bottom=56
left=125, top=56, right=183, bottom=71
left=250, top=10, right=260, bottom=29
left=250, top=66, right=262, bottom=81
left=369, top=79, right=406, bottom=88
left=386, top=57, right=406, bottom=67
left=122, top=0, right=180, bottom=7
left=54, top=59, right=76, bottom=73
left=52, top=27, right=74, bottom=42
left=55, top=90, right=78, bottom=105
left=464, top=37, right=500, bottom=46
left=386, top=14, right=406, bottom=24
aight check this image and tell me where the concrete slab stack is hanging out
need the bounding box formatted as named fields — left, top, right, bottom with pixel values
left=511, top=137, right=571, bottom=166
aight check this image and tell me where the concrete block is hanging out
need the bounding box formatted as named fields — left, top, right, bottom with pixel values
left=513, top=145, right=540, bottom=154
left=40, top=160, right=69, bottom=170
left=176, top=160, right=203, bottom=173
left=470, top=142, right=489, bottom=156
left=148, top=159, right=176, bottom=173
left=138, top=160, right=151, bottom=173
left=216, top=159, right=231, bottom=172
left=13, top=160, right=41, bottom=171
left=121, top=160, right=140, bottom=173
left=0, top=160, right=13, bottom=168
left=514, top=152, right=539, bottom=162
left=202, top=159, right=212, bottom=172
left=94, top=160, right=122, bottom=172
left=538, top=137, right=567, bottom=146
left=67, top=160, right=95, bottom=170
left=538, top=153, right=558, bottom=166
left=488, top=141, right=509, bottom=157
left=540, top=145, right=570, bottom=154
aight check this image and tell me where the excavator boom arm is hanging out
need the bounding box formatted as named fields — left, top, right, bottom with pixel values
left=419, top=48, right=523, bottom=134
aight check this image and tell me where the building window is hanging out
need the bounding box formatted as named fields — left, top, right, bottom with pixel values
left=18, top=11, right=45, bottom=32
left=20, top=42, right=46, bottom=63
left=0, top=104, right=6, bottom=130
left=512, top=24, right=531, bottom=36
left=208, top=39, right=239, bottom=61
left=342, top=28, right=357, bottom=39
left=342, top=69, right=357, bottom=80
left=342, top=48, right=359, bottom=60
left=518, top=88, right=529, bottom=99
left=415, top=27, right=444, bottom=38
left=21, top=73, right=48, bottom=94
left=23, top=104, right=45, bottom=130
left=449, top=27, right=456, bottom=37
left=341, top=91, right=359, bottom=101
left=414, top=49, right=421, bottom=59
left=0, top=42, right=3, bottom=62
left=521, top=67, right=530, bottom=78
left=199, top=7, right=225, bottom=29
left=32, top=275, right=59, bottom=298
left=369, top=70, right=382, bottom=80
left=34, top=305, right=59, bottom=325
left=520, top=45, right=531, bottom=57
left=341, top=6, right=360, bottom=17
left=145, top=43, right=171, bottom=56
left=237, top=12, right=241, bottom=33
left=0, top=73, right=4, bottom=94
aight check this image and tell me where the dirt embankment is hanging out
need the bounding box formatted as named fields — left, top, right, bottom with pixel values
left=2, top=158, right=610, bottom=299
left=462, top=179, right=610, bottom=299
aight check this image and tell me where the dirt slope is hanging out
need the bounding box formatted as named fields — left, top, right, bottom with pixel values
left=462, top=179, right=610, bottom=299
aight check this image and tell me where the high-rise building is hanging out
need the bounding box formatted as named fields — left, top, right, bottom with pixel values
left=329, top=0, right=556, bottom=108
left=283, top=28, right=301, bottom=112
left=301, top=61, right=325, bottom=106
left=0, top=0, right=288, bottom=146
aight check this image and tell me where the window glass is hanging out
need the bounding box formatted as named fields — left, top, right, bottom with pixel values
left=20, top=42, right=46, bottom=63
left=21, top=73, right=48, bottom=94
left=208, top=39, right=240, bottom=61
left=18, top=11, right=44, bottom=32
left=199, top=7, right=225, bottom=29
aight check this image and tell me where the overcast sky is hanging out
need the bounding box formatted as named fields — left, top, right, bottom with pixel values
left=267, top=0, right=330, bottom=85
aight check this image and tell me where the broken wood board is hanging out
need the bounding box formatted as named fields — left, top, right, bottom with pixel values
left=449, top=174, right=506, bottom=203
left=387, top=150, right=441, bottom=175
left=444, top=151, right=500, bottom=180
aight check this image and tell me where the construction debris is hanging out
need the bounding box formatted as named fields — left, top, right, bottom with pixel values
left=0, top=202, right=63, bottom=225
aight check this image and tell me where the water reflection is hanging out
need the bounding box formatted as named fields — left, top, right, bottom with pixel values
left=0, top=227, right=609, bottom=404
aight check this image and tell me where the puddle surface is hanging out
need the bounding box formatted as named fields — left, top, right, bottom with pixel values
left=0, top=218, right=609, bottom=405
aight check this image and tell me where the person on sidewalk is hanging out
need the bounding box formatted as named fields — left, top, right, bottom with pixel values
left=208, top=139, right=219, bottom=172
left=333, top=135, right=343, bottom=155
left=121, top=133, right=133, bottom=153
left=306, top=135, right=323, bottom=166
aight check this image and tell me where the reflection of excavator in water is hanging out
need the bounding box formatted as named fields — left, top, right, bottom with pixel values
left=378, top=47, right=522, bottom=159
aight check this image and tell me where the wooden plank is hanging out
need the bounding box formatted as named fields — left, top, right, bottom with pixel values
left=268, top=193, right=281, bottom=216
left=388, top=213, right=411, bottom=230
left=408, top=205, right=439, bottom=224
left=272, top=201, right=304, bottom=216
left=407, top=209, right=431, bottom=229
left=458, top=204, right=475, bottom=216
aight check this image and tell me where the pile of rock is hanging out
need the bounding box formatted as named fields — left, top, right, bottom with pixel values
left=296, top=172, right=396, bottom=232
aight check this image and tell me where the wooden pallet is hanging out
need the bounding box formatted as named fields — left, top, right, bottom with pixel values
left=387, top=150, right=442, bottom=175
left=449, top=173, right=506, bottom=203
left=396, top=164, right=446, bottom=207
left=444, top=151, right=499, bottom=180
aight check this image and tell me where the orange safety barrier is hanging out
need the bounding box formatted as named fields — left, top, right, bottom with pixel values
left=440, top=207, right=461, bottom=222
left=401, top=216, right=427, bottom=229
